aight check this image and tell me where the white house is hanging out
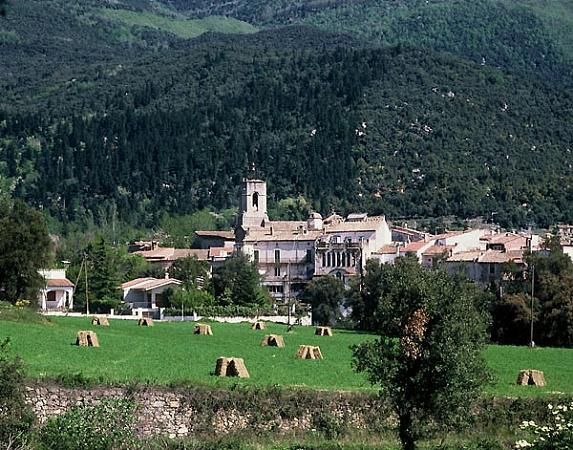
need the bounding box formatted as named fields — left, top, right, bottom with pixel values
left=120, top=276, right=182, bottom=311
left=38, top=269, right=74, bottom=311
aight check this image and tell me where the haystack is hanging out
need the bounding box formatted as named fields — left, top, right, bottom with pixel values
left=214, top=357, right=250, bottom=378
left=138, top=317, right=154, bottom=327
left=76, top=330, right=99, bottom=347
left=261, top=334, right=285, bottom=348
left=251, top=321, right=266, bottom=330
left=516, top=369, right=546, bottom=386
left=194, top=323, right=213, bottom=335
left=315, top=326, right=333, bottom=337
left=295, top=345, right=323, bottom=360
left=91, top=316, right=109, bottom=326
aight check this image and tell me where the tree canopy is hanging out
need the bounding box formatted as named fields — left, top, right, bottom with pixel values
left=352, top=257, right=490, bottom=450
left=302, top=276, right=346, bottom=326
left=0, top=200, right=52, bottom=304
left=212, top=253, right=270, bottom=307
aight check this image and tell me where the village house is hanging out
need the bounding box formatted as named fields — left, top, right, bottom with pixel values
left=38, top=269, right=75, bottom=311
left=120, top=275, right=182, bottom=313
left=444, top=232, right=539, bottom=285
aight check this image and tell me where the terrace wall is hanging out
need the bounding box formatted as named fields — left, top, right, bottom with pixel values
left=25, top=383, right=389, bottom=438
left=25, top=383, right=558, bottom=439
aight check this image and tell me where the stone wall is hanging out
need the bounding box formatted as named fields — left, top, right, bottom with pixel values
left=25, top=384, right=388, bottom=438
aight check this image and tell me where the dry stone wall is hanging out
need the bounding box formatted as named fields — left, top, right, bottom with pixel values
left=25, top=383, right=388, bottom=438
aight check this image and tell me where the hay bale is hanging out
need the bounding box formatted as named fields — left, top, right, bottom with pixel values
left=138, top=317, right=154, bottom=327
left=261, top=334, right=285, bottom=348
left=251, top=321, right=266, bottom=330
left=194, top=323, right=213, bottom=335
left=516, top=370, right=529, bottom=385
left=295, top=345, right=323, bottom=360
left=214, top=357, right=249, bottom=378
left=516, top=369, right=546, bottom=387
left=91, top=316, right=109, bottom=326
left=315, top=326, right=333, bottom=337
left=530, top=370, right=546, bottom=386
left=76, top=330, right=99, bottom=347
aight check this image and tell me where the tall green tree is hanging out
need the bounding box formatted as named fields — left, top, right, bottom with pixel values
left=302, top=276, right=345, bottom=326
left=212, top=253, right=269, bottom=307
left=352, top=258, right=490, bottom=450
left=71, top=236, right=121, bottom=312
left=0, top=200, right=52, bottom=304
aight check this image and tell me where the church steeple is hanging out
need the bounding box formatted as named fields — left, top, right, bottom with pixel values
left=238, top=178, right=269, bottom=228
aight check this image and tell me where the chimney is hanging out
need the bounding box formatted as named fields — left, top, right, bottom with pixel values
left=165, top=271, right=169, bottom=280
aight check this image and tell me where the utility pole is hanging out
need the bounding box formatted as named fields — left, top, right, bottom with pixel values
left=84, top=253, right=90, bottom=316
left=530, top=264, right=535, bottom=348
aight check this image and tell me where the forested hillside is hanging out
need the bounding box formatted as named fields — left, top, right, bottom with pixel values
left=2, top=0, right=573, bottom=231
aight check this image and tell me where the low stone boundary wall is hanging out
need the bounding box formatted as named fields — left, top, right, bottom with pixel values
left=25, top=384, right=388, bottom=438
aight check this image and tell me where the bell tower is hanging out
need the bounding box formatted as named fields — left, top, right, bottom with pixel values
left=239, top=178, right=269, bottom=228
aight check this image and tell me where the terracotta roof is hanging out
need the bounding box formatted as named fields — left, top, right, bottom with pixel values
left=422, top=245, right=449, bottom=256
left=194, top=230, right=235, bottom=239
left=47, top=278, right=74, bottom=287
left=400, top=240, right=430, bottom=253
left=485, top=233, right=525, bottom=245
left=446, top=251, right=483, bottom=262
left=244, top=228, right=321, bottom=242
left=134, top=247, right=209, bottom=261
left=172, top=249, right=209, bottom=260
left=479, top=249, right=525, bottom=264
left=326, top=216, right=387, bottom=232
left=376, top=244, right=401, bottom=254
left=134, top=247, right=175, bottom=259
left=433, top=231, right=463, bottom=240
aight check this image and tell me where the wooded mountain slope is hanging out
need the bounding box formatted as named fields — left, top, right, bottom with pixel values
left=2, top=1, right=573, bottom=229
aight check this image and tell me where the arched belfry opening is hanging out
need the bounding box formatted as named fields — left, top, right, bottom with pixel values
left=253, top=192, right=259, bottom=211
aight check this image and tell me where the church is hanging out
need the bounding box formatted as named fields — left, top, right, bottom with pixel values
left=233, top=179, right=392, bottom=301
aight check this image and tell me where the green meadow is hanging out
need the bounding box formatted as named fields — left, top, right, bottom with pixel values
left=1, top=316, right=572, bottom=396
left=98, top=9, right=257, bottom=40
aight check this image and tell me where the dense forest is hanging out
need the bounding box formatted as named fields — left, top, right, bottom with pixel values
left=2, top=0, right=573, bottom=231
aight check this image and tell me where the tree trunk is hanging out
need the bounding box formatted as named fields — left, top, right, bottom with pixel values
left=398, top=410, right=416, bottom=450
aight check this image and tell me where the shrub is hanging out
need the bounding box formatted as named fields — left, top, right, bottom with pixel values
left=515, top=402, right=573, bottom=449
left=0, top=338, right=35, bottom=449
left=39, top=398, right=135, bottom=450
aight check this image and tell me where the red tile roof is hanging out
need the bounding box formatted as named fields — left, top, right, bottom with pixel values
left=46, top=278, right=74, bottom=287
left=377, top=244, right=400, bottom=254
left=194, top=230, right=235, bottom=239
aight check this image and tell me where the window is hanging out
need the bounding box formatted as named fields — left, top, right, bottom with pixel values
left=253, top=250, right=260, bottom=265
left=327, top=252, right=332, bottom=267
left=322, top=253, right=326, bottom=267
left=489, top=264, right=496, bottom=275
left=252, top=192, right=259, bottom=210
left=274, top=249, right=281, bottom=276
left=306, top=249, right=313, bottom=264
left=336, top=252, right=341, bottom=267
left=268, top=285, right=284, bottom=294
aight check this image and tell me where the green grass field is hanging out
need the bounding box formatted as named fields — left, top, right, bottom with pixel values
left=98, top=9, right=258, bottom=39
left=1, top=315, right=572, bottom=396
